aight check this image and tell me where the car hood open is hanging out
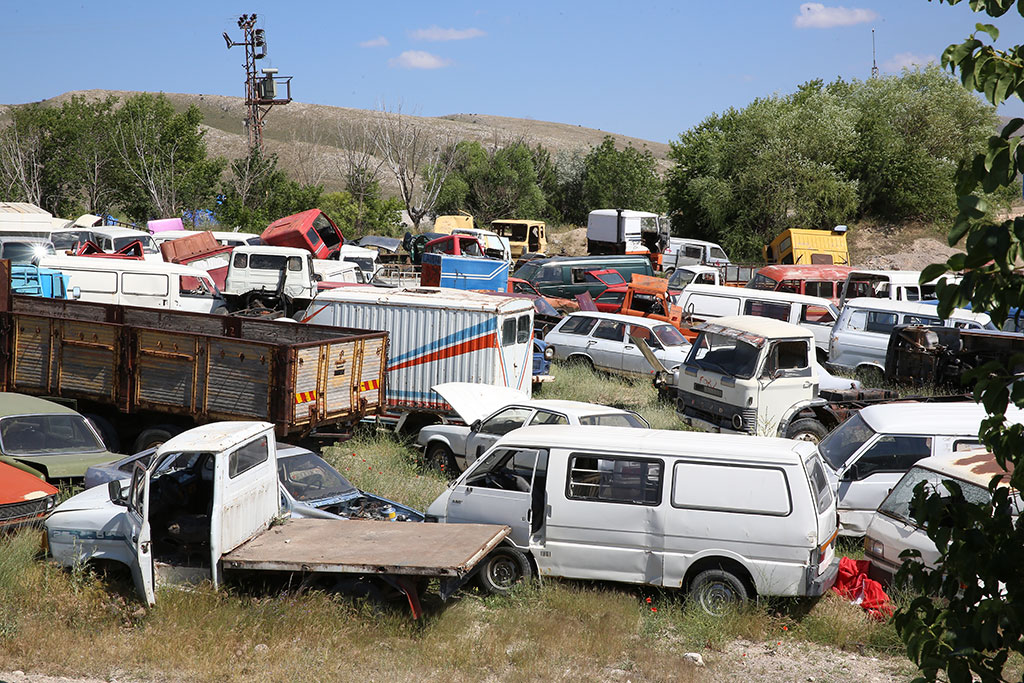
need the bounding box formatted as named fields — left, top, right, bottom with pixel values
left=433, top=382, right=530, bottom=424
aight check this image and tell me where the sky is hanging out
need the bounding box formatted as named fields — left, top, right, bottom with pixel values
left=4, top=1, right=1024, bottom=144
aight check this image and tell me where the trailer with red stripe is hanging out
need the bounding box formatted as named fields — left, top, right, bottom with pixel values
left=302, top=286, right=534, bottom=431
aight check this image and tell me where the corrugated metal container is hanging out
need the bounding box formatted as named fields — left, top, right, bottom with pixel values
left=305, top=287, right=534, bottom=413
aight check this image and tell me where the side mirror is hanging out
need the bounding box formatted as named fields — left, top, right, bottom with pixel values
left=312, top=273, right=323, bottom=282
left=840, top=463, right=859, bottom=482
left=108, top=479, right=127, bottom=507
left=71, top=286, right=82, bottom=300
left=470, top=419, right=482, bottom=433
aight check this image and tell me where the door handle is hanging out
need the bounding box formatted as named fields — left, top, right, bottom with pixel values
left=803, top=381, right=813, bottom=388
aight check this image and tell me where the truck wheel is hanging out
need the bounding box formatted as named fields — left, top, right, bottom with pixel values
left=786, top=418, right=828, bottom=444
left=84, top=414, right=121, bottom=453
left=477, top=546, right=532, bottom=595
left=689, top=568, right=749, bottom=616
left=133, top=425, right=182, bottom=452
left=424, top=443, right=458, bottom=478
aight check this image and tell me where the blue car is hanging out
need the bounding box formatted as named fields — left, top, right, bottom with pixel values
left=533, top=338, right=554, bottom=385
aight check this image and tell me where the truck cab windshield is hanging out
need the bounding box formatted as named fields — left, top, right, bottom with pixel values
left=685, top=331, right=760, bottom=379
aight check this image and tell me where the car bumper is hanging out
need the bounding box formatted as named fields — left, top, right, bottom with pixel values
left=532, top=374, right=555, bottom=384
left=806, top=557, right=840, bottom=597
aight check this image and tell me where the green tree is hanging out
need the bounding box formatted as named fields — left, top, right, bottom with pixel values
left=582, top=136, right=664, bottom=216
left=319, top=190, right=404, bottom=241
left=893, top=5, right=1024, bottom=682
left=435, top=140, right=547, bottom=225
left=111, top=93, right=224, bottom=223
left=216, top=148, right=321, bottom=232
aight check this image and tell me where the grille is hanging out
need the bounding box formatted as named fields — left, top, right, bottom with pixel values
left=0, top=495, right=53, bottom=525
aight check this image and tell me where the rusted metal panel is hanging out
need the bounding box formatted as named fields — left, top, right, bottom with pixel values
left=222, top=519, right=510, bottom=577
left=11, top=316, right=53, bottom=391
left=292, top=346, right=323, bottom=426
left=134, top=330, right=200, bottom=410
left=205, top=339, right=273, bottom=420
left=57, top=321, right=117, bottom=399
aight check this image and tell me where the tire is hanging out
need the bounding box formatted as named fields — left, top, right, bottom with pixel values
left=84, top=414, right=121, bottom=453
left=476, top=546, right=533, bottom=595
left=689, top=568, right=749, bottom=616
left=786, top=418, right=829, bottom=444
left=424, top=442, right=459, bottom=478
left=133, top=424, right=182, bottom=452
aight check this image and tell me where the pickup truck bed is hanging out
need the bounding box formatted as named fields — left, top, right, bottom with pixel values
left=222, top=518, right=509, bottom=577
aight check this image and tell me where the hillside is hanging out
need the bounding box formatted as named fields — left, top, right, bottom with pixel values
left=1, top=90, right=671, bottom=194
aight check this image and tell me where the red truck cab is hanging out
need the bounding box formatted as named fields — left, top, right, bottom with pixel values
left=261, top=209, right=344, bottom=259
left=423, top=234, right=486, bottom=258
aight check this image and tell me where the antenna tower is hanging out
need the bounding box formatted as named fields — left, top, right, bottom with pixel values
left=871, top=28, right=879, bottom=78
left=222, top=14, right=293, bottom=152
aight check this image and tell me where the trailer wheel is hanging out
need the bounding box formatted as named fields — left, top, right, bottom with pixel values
left=477, top=546, right=532, bottom=595
left=84, top=414, right=121, bottom=453
left=424, top=442, right=459, bottom=478
left=689, top=568, right=749, bottom=616
left=133, top=425, right=183, bottom=452
left=786, top=418, right=828, bottom=444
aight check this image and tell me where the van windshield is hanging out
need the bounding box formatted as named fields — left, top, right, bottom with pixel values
left=878, top=466, right=991, bottom=527
left=668, top=269, right=697, bottom=289
left=747, top=273, right=779, bottom=291
left=685, top=331, right=760, bottom=379
left=818, top=413, right=875, bottom=471
left=113, top=235, right=159, bottom=254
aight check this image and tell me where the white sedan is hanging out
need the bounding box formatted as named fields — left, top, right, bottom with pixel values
left=417, top=383, right=649, bottom=473
left=544, top=311, right=692, bottom=376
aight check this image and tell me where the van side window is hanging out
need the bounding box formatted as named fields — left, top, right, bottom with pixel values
left=953, top=440, right=982, bottom=452
left=850, top=436, right=932, bottom=480
left=571, top=268, right=587, bottom=284
left=592, top=320, right=625, bottom=342
left=778, top=279, right=800, bottom=294
left=536, top=266, right=561, bottom=283
left=77, top=271, right=117, bottom=294
left=567, top=454, right=662, bottom=505
left=672, top=461, right=792, bottom=516
left=864, top=311, right=898, bottom=335
left=559, top=316, right=598, bottom=336
left=684, top=246, right=702, bottom=259
left=688, top=293, right=739, bottom=317
left=502, top=318, right=517, bottom=347
left=287, top=256, right=302, bottom=272
left=465, top=448, right=547, bottom=493
left=905, top=315, right=940, bottom=326
left=517, top=315, right=531, bottom=344
left=804, top=281, right=834, bottom=299
left=229, top=435, right=269, bottom=478
left=744, top=300, right=790, bottom=321
left=802, top=305, right=835, bottom=325
left=233, top=253, right=248, bottom=269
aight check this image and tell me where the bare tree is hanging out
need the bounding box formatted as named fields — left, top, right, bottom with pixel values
left=335, top=118, right=385, bottom=228
left=373, top=103, right=461, bottom=231
left=289, top=116, right=332, bottom=188
left=113, top=105, right=182, bottom=218
left=0, top=119, right=45, bottom=207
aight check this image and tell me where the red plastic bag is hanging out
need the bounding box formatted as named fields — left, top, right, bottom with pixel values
left=832, top=556, right=894, bottom=620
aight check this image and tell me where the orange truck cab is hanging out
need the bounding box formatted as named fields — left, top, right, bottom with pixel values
left=619, top=274, right=697, bottom=341
left=745, top=264, right=854, bottom=305
left=261, top=209, right=344, bottom=259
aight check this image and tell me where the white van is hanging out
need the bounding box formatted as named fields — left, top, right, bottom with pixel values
left=828, top=298, right=993, bottom=375
left=38, top=255, right=227, bottom=314
left=838, top=269, right=953, bottom=308
left=864, top=451, right=1018, bottom=583
left=664, top=237, right=730, bottom=271
left=426, top=425, right=839, bottom=611
left=90, top=227, right=163, bottom=263
left=817, top=402, right=1024, bottom=536
left=674, top=284, right=840, bottom=359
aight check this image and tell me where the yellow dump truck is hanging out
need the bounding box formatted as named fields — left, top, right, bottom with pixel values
left=763, top=227, right=849, bottom=265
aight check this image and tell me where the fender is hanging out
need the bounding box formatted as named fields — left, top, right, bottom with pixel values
left=776, top=397, right=830, bottom=438
left=677, top=548, right=757, bottom=589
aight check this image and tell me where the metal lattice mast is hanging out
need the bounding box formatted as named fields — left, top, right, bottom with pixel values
left=871, top=28, right=879, bottom=79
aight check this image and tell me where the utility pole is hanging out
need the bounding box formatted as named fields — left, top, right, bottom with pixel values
left=871, top=28, right=879, bottom=79
left=223, top=13, right=293, bottom=152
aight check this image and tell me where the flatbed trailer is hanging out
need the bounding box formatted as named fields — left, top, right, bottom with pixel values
left=0, top=261, right=387, bottom=451
left=223, top=518, right=510, bottom=616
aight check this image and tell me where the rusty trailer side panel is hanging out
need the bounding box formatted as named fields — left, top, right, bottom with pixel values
left=0, top=286, right=387, bottom=435
left=222, top=519, right=510, bottom=577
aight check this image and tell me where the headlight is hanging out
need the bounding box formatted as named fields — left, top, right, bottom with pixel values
left=543, top=346, right=554, bottom=360
left=731, top=413, right=744, bottom=430
left=864, top=536, right=883, bottom=557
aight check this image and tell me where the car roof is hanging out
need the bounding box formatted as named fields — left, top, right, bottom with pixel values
left=911, top=450, right=1014, bottom=489
left=0, top=393, right=82, bottom=418
left=700, top=314, right=814, bottom=339
left=842, top=297, right=990, bottom=322
left=510, top=399, right=633, bottom=416
left=499, top=425, right=817, bottom=464
left=858, top=402, right=1024, bottom=435
left=757, top=264, right=853, bottom=280
left=846, top=269, right=922, bottom=283
left=91, top=227, right=154, bottom=239
left=589, top=209, right=659, bottom=219
left=157, top=421, right=273, bottom=454
left=561, top=310, right=675, bottom=328
left=682, top=283, right=835, bottom=307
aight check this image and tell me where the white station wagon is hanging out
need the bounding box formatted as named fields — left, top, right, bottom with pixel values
left=545, top=311, right=691, bottom=376
left=417, top=383, right=649, bottom=473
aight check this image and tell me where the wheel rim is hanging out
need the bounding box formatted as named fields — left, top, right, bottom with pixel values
left=792, top=431, right=821, bottom=444
left=488, top=555, right=520, bottom=588
left=697, top=580, right=739, bottom=615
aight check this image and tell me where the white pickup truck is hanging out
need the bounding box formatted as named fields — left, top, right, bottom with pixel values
left=44, top=422, right=509, bottom=616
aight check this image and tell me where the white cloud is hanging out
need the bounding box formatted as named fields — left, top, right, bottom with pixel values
left=794, top=3, right=878, bottom=29
left=389, top=50, right=453, bottom=69
left=410, top=26, right=485, bottom=41
left=359, top=36, right=389, bottom=48
left=883, top=52, right=936, bottom=71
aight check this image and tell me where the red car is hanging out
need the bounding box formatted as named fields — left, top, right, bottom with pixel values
left=0, top=460, right=58, bottom=532
left=586, top=269, right=629, bottom=312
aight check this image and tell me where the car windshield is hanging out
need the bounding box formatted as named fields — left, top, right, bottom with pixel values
left=0, top=414, right=105, bottom=455
left=533, top=297, right=559, bottom=317
left=878, top=466, right=991, bottom=527
left=0, top=242, right=54, bottom=263
left=113, top=235, right=159, bottom=254
left=817, top=413, right=875, bottom=471
left=278, top=451, right=357, bottom=502
left=653, top=324, right=687, bottom=347
left=685, top=331, right=760, bottom=378
left=746, top=273, right=780, bottom=291
left=578, top=413, right=649, bottom=428
left=668, top=269, right=697, bottom=289
left=513, top=262, right=540, bottom=280
left=51, top=230, right=95, bottom=250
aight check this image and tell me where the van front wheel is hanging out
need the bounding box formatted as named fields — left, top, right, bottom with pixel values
left=476, top=546, right=532, bottom=595
left=690, top=569, right=748, bottom=615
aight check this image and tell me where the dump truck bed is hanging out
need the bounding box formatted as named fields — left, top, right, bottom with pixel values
left=222, top=519, right=509, bottom=577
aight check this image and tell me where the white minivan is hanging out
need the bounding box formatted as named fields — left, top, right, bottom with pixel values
left=817, top=402, right=1024, bottom=536
left=39, top=255, right=227, bottom=314
left=426, top=425, right=839, bottom=612
left=674, top=284, right=840, bottom=360
left=828, top=298, right=993, bottom=375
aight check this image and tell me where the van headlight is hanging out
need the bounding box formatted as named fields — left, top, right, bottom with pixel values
left=543, top=346, right=554, bottom=360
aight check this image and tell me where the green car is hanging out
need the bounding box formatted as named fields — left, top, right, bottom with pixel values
left=0, top=394, right=119, bottom=481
